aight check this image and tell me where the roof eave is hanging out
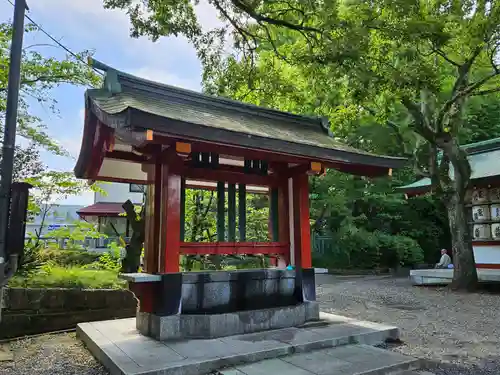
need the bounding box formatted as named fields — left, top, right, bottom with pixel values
left=126, top=108, right=407, bottom=170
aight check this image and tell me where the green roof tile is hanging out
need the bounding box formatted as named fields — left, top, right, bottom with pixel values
left=398, top=138, right=500, bottom=192
left=85, top=59, right=407, bottom=169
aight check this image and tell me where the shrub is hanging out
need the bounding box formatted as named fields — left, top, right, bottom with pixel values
left=312, top=228, right=424, bottom=270
left=83, top=247, right=122, bottom=272
left=375, top=231, right=424, bottom=267
left=39, top=248, right=101, bottom=267
left=8, top=264, right=126, bottom=289
left=16, top=241, right=44, bottom=276
left=338, top=227, right=381, bottom=269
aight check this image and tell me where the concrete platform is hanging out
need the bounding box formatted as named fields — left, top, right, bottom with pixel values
left=77, top=312, right=402, bottom=375
left=410, top=268, right=500, bottom=285
left=220, top=345, right=422, bottom=375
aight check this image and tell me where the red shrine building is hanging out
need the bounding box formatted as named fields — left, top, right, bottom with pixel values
left=75, top=59, right=406, bottom=274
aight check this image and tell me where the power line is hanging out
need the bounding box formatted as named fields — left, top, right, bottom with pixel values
left=4, top=0, right=103, bottom=76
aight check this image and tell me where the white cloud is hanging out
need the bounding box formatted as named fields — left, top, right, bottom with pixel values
left=195, top=0, right=226, bottom=31
left=53, top=109, right=85, bottom=159
left=55, top=190, right=94, bottom=206
left=29, top=0, right=130, bottom=32
left=78, top=108, right=85, bottom=123
left=58, top=138, right=82, bottom=159
left=133, top=67, right=201, bottom=92
left=30, top=0, right=219, bottom=62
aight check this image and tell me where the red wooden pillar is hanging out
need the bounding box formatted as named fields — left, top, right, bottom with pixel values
left=136, top=159, right=164, bottom=313
left=142, top=160, right=162, bottom=274
left=278, top=178, right=290, bottom=265
left=159, top=164, right=182, bottom=273
left=292, top=173, right=312, bottom=268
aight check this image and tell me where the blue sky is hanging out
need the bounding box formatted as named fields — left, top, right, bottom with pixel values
left=1, top=0, right=220, bottom=205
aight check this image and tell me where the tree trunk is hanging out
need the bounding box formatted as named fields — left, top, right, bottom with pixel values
left=446, top=192, right=477, bottom=290
left=441, top=141, right=477, bottom=290
left=121, top=200, right=144, bottom=273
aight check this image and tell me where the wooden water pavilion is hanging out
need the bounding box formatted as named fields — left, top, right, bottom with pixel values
left=75, top=59, right=405, bottom=277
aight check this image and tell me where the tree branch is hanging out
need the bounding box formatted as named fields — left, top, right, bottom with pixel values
left=230, top=0, right=323, bottom=34
left=471, top=86, right=500, bottom=96
left=431, top=45, right=460, bottom=67
left=0, top=75, right=87, bottom=92
left=401, top=97, right=436, bottom=143
left=362, top=105, right=410, bottom=155
left=437, top=50, right=497, bottom=129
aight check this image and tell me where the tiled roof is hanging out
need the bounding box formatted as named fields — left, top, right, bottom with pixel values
left=84, top=59, right=407, bottom=169
left=77, top=202, right=125, bottom=217
left=398, top=137, right=500, bottom=193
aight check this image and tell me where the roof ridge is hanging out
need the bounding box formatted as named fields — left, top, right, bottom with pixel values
left=89, top=58, right=329, bottom=132
left=461, top=137, right=500, bottom=154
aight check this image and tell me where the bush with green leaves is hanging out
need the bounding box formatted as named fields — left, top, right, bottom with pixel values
left=15, top=240, right=44, bottom=276
left=312, top=227, right=424, bottom=270
left=8, top=264, right=125, bottom=289
left=83, top=245, right=122, bottom=272
left=39, top=248, right=101, bottom=267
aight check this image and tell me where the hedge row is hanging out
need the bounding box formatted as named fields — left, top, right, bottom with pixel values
left=313, top=229, right=424, bottom=270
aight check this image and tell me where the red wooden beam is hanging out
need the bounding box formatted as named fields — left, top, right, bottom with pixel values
left=105, top=150, right=149, bottom=163
left=180, top=242, right=289, bottom=255
left=476, top=263, right=500, bottom=269
left=181, top=165, right=278, bottom=187
left=159, top=165, right=182, bottom=273
left=277, top=178, right=290, bottom=264
left=137, top=133, right=390, bottom=176
left=292, top=173, right=312, bottom=268
left=88, top=121, right=114, bottom=178
left=473, top=241, right=500, bottom=246
left=92, top=175, right=149, bottom=185
left=142, top=161, right=161, bottom=274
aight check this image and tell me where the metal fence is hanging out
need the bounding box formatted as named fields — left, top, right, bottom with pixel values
left=311, top=234, right=335, bottom=255
left=311, top=233, right=351, bottom=268
left=25, top=236, right=128, bottom=253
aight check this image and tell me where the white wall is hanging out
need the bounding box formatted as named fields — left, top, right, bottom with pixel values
left=94, top=182, right=144, bottom=204
left=474, top=245, right=500, bottom=266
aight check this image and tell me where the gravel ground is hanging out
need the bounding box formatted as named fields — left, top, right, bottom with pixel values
left=0, top=332, right=107, bottom=375
left=316, top=274, right=500, bottom=374
left=2, top=275, right=499, bottom=375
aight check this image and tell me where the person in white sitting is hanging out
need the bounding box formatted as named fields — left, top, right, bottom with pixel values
left=435, top=249, right=451, bottom=269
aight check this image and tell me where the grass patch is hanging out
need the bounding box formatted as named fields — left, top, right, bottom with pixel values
left=9, top=265, right=126, bottom=289
left=39, top=248, right=101, bottom=267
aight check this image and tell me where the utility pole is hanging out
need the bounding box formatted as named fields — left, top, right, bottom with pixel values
left=0, top=0, right=28, bottom=321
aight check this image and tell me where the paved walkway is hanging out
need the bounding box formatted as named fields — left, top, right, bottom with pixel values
left=221, top=344, right=420, bottom=374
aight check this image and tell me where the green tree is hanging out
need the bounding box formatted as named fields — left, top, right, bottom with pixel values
left=106, top=0, right=500, bottom=289
left=19, top=172, right=100, bottom=274
left=0, top=20, right=100, bottom=282
left=25, top=171, right=99, bottom=242
left=0, top=22, right=100, bottom=168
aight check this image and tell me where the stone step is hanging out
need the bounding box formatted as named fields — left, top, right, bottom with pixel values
left=77, top=313, right=401, bottom=375
left=219, top=344, right=423, bottom=375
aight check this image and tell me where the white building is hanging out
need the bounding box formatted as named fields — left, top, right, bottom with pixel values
left=26, top=204, right=83, bottom=236
left=77, top=182, right=144, bottom=237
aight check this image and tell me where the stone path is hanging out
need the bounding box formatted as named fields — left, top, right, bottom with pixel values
left=220, top=344, right=421, bottom=375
